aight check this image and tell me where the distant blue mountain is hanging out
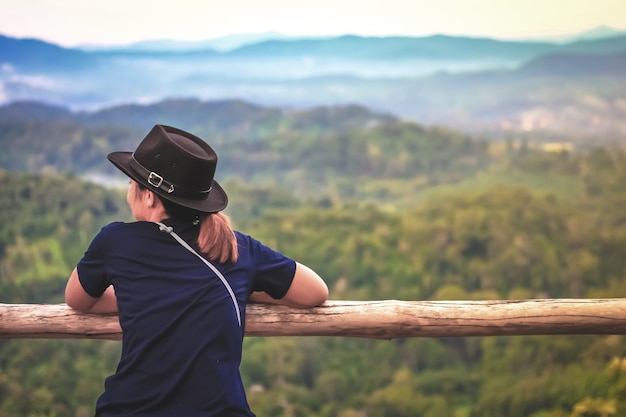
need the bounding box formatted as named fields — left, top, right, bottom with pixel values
left=519, top=50, right=626, bottom=76
left=0, top=100, right=73, bottom=120
left=1, top=32, right=625, bottom=136
left=96, top=33, right=626, bottom=61
left=227, top=34, right=558, bottom=61
left=0, top=35, right=100, bottom=72
left=79, top=31, right=299, bottom=52
left=4, top=32, right=626, bottom=69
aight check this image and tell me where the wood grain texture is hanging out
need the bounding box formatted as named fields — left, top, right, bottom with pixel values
left=1, top=299, right=625, bottom=340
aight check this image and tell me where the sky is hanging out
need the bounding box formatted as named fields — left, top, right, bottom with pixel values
left=1, top=0, right=626, bottom=47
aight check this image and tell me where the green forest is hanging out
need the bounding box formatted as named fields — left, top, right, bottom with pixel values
left=1, top=103, right=626, bottom=417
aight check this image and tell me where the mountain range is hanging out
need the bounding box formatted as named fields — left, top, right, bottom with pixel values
left=1, top=30, right=625, bottom=137
left=75, top=26, right=626, bottom=53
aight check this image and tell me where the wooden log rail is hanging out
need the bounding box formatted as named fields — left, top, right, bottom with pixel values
left=1, top=299, right=625, bottom=340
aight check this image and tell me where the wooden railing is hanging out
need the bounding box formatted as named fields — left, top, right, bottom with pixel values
left=1, top=299, right=625, bottom=340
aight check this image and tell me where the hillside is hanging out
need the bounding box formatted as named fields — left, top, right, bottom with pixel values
left=1, top=82, right=626, bottom=415
left=0, top=99, right=397, bottom=137
left=1, top=140, right=626, bottom=416
left=0, top=99, right=490, bottom=202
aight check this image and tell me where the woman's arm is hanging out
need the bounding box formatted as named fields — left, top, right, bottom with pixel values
left=65, top=267, right=118, bottom=313
left=249, top=262, right=328, bottom=308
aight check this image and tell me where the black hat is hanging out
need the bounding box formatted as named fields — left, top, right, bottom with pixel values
left=107, top=124, right=228, bottom=213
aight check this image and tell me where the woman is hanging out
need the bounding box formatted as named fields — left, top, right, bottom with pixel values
left=65, top=124, right=328, bottom=417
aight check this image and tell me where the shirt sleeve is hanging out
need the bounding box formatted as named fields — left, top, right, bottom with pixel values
left=243, top=233, right=297, bottom=299
left=76, top=223, right=119, bottom=298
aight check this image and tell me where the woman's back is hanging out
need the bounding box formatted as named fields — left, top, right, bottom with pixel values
left=65, top=124, right=327, bottom=416
left=79, top=219, right=295, bottom=416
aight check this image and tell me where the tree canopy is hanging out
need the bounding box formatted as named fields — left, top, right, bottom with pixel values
left=1, top=105, right=626, bottom=416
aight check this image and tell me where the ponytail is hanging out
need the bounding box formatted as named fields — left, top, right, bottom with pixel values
left=197, top=212, right=239, bottom=264
left=156, top=191, right=239, bottom=263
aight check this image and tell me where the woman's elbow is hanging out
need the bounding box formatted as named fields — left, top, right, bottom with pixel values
left=65, top=268, right=97, bottom=312
left=65, top=290, right=95, bottom=312
left=287, top=263, right=329, bottom=307
left=310, top=282, right=329, bottom=306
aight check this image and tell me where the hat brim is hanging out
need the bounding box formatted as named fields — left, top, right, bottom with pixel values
left=107, top=151, right=228, bottom=213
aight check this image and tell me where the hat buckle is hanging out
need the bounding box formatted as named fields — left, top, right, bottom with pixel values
left=148, top=172, right=175, bottom=193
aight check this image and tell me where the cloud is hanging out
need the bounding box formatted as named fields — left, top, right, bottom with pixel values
left=8, top=74, right=59, bottom=90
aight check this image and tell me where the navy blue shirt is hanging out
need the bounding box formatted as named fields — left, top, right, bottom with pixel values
left=77, top=219, right=296, bottom=417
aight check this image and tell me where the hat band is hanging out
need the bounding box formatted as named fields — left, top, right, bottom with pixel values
left=130, top=154, right=211, bottom=200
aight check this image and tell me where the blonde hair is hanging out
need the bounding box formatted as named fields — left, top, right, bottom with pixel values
left=197, top=212, right=239, bottom=263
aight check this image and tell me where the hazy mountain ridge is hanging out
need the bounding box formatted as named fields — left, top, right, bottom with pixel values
left=224, top=34, right=554, bottom=60
left=0, top=99, right=486, bottom=197
left=518, top=50, right=626, bottom=76
left=75, top=25, right=626, bottom=51
left=0, top=36, right=101, bottom=72
left=5, top=33, right=626, bottom=64
left=1, top=32, right=625, bottom=137
left=79, top=31, right=298, bottom=52
left=0, top=99, right=397, bottom=134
